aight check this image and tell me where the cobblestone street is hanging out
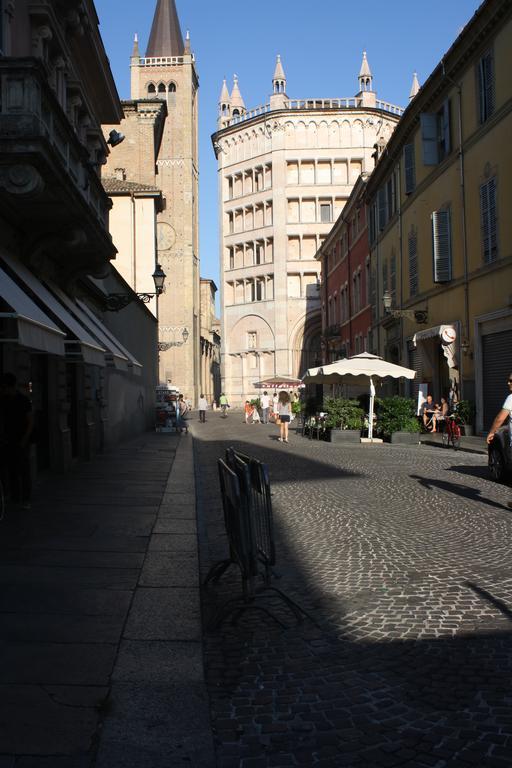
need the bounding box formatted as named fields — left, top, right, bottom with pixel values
left=193, top=416, right=512, bottom=768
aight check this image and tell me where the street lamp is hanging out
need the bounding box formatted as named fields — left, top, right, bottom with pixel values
left=105, top=263, right=167, bottom=312
left=382, top=290, right=428, bottom=324
left=158, top=327, right=189, bottom=352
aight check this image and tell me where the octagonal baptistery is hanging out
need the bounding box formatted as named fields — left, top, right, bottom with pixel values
left=213, top=53, right=403, bottom=406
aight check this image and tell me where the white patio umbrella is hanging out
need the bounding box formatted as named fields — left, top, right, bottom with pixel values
left=302, top=352, right=416, bottom=440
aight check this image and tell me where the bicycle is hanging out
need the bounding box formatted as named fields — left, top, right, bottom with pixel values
left=442, top=410, right=464, bottom=450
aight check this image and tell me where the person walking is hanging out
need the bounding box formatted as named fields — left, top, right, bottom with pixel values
left=0, top=372, right=34, bottom=509
left=219, top=392, right=229, bottom=418
left=272, top=391, right=279, bottom=419
left=487, top=372, right=512, bottom=509
left=244, top=401, right=254, bottom=424
left=198, top=394, right=208, bottom=423
left=177, top=394, right=189, bottom=433
left=260, top=391, right=270, bottom=424
left=276, top=390, right=291, bottom=443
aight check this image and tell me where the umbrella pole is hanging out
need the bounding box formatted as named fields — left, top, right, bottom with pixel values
left=368, top=378, right=376, bottom=441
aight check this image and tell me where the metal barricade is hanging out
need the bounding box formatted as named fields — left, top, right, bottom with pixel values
left=204, top=448, right=316, bottom=630
left=225, top=447, right=275, bottom=585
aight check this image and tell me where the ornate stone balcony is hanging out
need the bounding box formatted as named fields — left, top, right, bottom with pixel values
left=0, top=59, right=115, bottom=280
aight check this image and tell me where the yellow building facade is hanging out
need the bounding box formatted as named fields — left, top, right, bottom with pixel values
left=366, top=0, right=512, bottom=431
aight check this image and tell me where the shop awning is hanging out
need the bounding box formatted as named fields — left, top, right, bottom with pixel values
left=76, top=300, right=143, bottom=375
left=413, top=324, right=458, bottom=371
left=0, top=266, right=66, bottom=356
left=46, top=285, right=130, bottom=371
left=0, top=255, right=106, bottom=366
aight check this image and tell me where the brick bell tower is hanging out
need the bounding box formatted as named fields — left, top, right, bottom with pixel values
left=131, top=0, right=200, bottom=400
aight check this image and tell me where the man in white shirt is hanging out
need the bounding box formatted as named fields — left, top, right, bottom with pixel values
left=487, top=373, right=512, bottom=508
left=260, top=391, right=270, bottom=424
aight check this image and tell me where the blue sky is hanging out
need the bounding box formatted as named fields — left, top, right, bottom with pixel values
left=95, top=0, right=481, bottom=289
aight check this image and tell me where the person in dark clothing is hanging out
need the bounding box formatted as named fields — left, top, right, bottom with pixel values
left=0, top=373, right=34, bottom=509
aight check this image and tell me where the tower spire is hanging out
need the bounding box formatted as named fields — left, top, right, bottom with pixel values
left=409, top=71, right=420, bottom=101
left=218, top=78, right=231, bottom=127
left=146, top=0, right=185, bottom=57
left=132, top=33, right=140, bottom=58
left=230, top=75, right=246, bottom=118
left=358, top=51, right=373, bottom=92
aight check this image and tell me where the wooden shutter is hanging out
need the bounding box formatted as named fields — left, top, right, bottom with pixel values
left=378, top=188, right=386, bottom=231
left=408, top=231, right=418, bottom=297
left=421, top=113, right=439, bottom=165
left=478, top=52, right=495, bottom=123
left=480, top=178, right=498, bottom=263
left=432, top=209, right=452, bottom=282
left=404, top=144, right=416, bottom=194
left=442, top=100, right=451, bottom=156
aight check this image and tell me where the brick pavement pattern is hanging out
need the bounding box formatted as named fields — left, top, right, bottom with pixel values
left=193, top=415, right=512, bottom=768
left=0, top=432, right=214, bottom=768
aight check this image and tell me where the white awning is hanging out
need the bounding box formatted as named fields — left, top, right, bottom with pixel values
left=0, top=267, right=66, bottom=356
left=0, top=255, right=106, bottom=367
left=76, top=301, right=143, bottom=375
left=413, top=324, right=455, bottom=344
left=413, top=324, right=458, bottom=371
left=46, top=285, right=130, bottom=371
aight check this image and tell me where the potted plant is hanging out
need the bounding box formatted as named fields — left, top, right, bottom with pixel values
left=375, top=396, right=421, bottom=444
left=323, top=397, right=363, bottom=443
left=456, top=400, right=475, bottom=436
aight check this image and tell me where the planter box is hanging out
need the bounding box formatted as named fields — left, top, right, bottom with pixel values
left=328, top=429, right=361, bottom=443
left=390, top=431, right=421, bottom=445
left=462, top=425, right=474, bottom=437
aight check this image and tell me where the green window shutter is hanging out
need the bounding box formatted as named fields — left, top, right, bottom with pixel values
left=432, top=209, right=452, bottom=282
left=404, top=144, right=416, bottom=194
left=420, top=113, right=439, bottom=165
left=478, top=52, right=495, bottom=123
left=480, top=178, right=498, bottom=263
left=408, top=231, right=418, bottom=297
left=442, top=100, right=451, bottom=156
left=378, top=188, right=386, bottom=231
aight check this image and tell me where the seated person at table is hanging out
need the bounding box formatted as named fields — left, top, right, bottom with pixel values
left=421, top=394, right=437, bottom=432
left=435, top=397, right=449, bottom=428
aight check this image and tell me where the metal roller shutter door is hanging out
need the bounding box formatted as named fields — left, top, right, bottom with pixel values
left=482, top=329, right=512, bottom=429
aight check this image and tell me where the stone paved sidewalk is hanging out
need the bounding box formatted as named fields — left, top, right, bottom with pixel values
left=193, top=415, right=512, bottom=768
left=0, top=431, right=214, bottom=768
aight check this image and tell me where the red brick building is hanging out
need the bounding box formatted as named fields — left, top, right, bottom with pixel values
left=317, top=174, right=372, bottom=363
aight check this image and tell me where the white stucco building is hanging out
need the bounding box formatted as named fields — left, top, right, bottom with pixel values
left=213, top=54, right=403, bottom=405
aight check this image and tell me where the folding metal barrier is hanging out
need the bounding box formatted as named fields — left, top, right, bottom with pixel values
left=204, top=448, right=316, bottom=630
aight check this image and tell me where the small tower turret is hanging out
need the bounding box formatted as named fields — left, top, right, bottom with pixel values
left=230, top=75, right=246, bottom=119
left=218, top=78, right=231, bottom=128
left=270, top=54, right=288, bottom=110
left=130, top=33, right=141, bottom=99
left=356, top=51, right=376, bottom=108
left=409, top=72, right=420, bottom=102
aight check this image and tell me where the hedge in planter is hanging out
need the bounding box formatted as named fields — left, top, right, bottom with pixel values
left=375, top=396, right=420, bottom=441
left=323, top=397, right=364, bottom=435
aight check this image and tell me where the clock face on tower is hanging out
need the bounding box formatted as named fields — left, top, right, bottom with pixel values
left=157, top=222, right=176, bottom=252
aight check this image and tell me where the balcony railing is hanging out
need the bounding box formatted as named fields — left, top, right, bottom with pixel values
left=224, top=96, right=404, bottom=127
left=0, top=59, right=114, bottom=272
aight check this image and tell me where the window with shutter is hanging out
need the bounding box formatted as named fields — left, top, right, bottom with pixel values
left=390, top=253, right=396, bottom=297
left=382, top=260, right=388, bottom=293
left=480, top=177, right=498, bottom=263
left=404, top=144, right=416, bottom=194
left=420, top=113, right=439, bottom=165
left=432, top=209, right=452, bottom=282
left=378, top=188, right=387, bottom=230
left=478, top=51, right=495, bottom=124
left=408, top=231, right=418, bottom=297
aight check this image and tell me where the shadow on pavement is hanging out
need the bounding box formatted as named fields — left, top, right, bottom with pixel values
left=410, top=473, right=508, bottom=511
left=194, top=428, right=512, bottom=768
